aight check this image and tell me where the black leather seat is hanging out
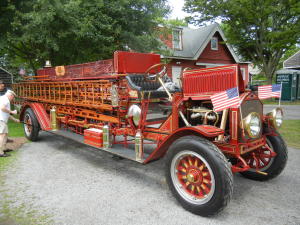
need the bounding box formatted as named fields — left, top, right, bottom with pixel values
left=126, top=74, right=169, bottom=98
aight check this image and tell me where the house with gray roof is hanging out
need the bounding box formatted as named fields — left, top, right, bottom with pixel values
left=161, top=24, right=250, bottom=86
left=283, top=50, right=300, bottom=70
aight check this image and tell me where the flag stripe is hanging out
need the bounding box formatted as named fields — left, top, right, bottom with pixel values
left=210, top=87, right=240, bottom=112
left=258, top=84, right=281, bottom=99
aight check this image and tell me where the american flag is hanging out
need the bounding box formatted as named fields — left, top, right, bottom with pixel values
left=210, top=87, right=240, bottom=112
left=258, top=84, right=282, bottom=99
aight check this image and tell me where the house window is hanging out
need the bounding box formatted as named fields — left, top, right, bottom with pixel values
left=211, top=37, right=218, bottom=50
left=172, top=29, right=182, bottom=50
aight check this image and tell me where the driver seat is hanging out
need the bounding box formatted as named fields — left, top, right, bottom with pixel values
left=126, top=74, right=169, bottom=98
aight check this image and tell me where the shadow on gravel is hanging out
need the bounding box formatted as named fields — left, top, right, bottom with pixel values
left=38, top=132, right=166, bottom=190
left=37, top=132, right=259, bottom=205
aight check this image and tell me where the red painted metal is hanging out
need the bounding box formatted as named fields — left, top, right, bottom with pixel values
left=37, top=59, right=114, bottom=81
left=36, top=51, right=161, bottom=81
left=231, top=155, right=250, bottom=173
left=84, top=129, right=103, bottom=148
left=114, top=51, right=161, bottom=74
left=29, top=103, right=51, bottom=130
left=144, top=126, right=224, bottom=163
left=182, top=64, right=245, bottom=100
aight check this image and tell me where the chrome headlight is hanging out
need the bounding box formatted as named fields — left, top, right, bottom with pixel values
left=127, top=104, right=141, bottom=126
left=267, top=108, right=283, bottom=128
left=243, top=112, right=262, bottom=138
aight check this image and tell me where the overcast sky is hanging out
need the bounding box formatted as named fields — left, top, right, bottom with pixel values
left=168, top=0, right=188, bottom=19
left=168, top=0, right=199, bottom=28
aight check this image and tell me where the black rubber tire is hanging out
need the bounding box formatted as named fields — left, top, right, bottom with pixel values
left=240, top=134, right=288, bottom=181
left=23, top=108, right=40, bottom=141
left=165, top=135, right=233, bottom=217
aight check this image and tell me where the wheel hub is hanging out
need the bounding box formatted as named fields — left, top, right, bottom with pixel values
left=187, top=169, right=202, bottom=183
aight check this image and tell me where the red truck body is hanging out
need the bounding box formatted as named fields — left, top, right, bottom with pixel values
left=13, top=51, right=287, bottom=216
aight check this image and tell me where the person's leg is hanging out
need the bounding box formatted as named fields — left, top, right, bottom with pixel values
left=0, top=122, right=9, bottom=157
left=0, top=133, right=6, bottom=155
left=3, top=133, right=13, bottom=152
left=3, top=133, right=12, bottom=152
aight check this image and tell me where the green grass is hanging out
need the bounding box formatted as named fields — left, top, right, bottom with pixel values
left=262, top=99, right=300, bottom=105
left=8, top=120, right=24, bottom=137
left=0, top=150, right=18, bottom=173
left=280, top=120, right=300, bottom=149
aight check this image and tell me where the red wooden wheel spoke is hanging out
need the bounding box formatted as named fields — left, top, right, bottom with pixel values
left=249, top=158, right=255, bottom=167
left=187, top=156, right=193, bottom=166
left=196, top=186, right=203, bottom=196
left=24, top=115, right=33, bottom=133
left=178, top=166, right=187, bottom=173
left=181, top=159, right=189, bottom=168
left=183, top=181, right=191, bottom=188
left=259, top=153, right=272, bottom=158
left=200, top=183, right=210, bottom=195
left=260, top=157, right=269, bottom=165
left=178, top=174, right=187, bottom=180
left=244, top=146, right=275, bottom=170
left=199, top=162, right=205, bottom=171
left=176, top=155, right=213, bottom=199
left=194, top=158, right=199, bottom=167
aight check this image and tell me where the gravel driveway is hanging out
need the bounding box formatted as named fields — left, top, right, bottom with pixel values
left=1, top=132, right=300, bottom=225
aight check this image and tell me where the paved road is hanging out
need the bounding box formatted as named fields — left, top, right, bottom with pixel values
left=1, top=133, right=300, bottom=225
left=264, top=105, right=300, bottom=120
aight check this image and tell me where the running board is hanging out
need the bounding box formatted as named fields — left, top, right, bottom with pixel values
left=48, top=130, right=151, bottom=163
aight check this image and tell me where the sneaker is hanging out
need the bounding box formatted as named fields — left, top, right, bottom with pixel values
left=4, top=149, right=13, bottom=153
left=0, top=153, right=10, bottom=157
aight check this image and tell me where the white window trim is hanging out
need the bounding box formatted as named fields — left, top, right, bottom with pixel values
left=240, top=68, right=246, bottom=80
left=211, top=37, right=218, bottom=50
left=195, top=63, right=226, bottom=67
left=172, top=29, right=183, bottom=51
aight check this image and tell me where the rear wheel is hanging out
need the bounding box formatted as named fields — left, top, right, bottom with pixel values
left=23, top=108, right=40, bottom=141
left=240, top=134, right=288, bottom=181
left=165, top=136, right=233, bottom=217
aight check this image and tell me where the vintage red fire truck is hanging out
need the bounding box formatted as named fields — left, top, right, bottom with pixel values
left=13, top=51, right=287, bottom=216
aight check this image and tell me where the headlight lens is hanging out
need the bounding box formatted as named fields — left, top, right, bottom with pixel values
left=243, top=112, right=262, bottom=138
left=267, top=108, right=283, bottom=128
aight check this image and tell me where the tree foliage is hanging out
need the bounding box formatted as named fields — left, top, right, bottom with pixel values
left=184, top=0, right=300, bottom=83
left=0, top=0, right=169, bottom=74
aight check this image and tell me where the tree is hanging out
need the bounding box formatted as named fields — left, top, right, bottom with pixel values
left=184, top=0, right=300, bottom=84
left=0, top=0, right=170, bottom=74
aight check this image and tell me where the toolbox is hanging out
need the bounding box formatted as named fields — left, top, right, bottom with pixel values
left=84, top=128, right=103, bottom=148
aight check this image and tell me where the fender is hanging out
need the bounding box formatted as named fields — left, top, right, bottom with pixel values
left=144, top=125, right=224, bottom=163
left=20, top=103, right=51, bottom=131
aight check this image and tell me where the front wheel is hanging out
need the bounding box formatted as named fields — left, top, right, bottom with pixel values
left=23, top=108, right=40, bottom=141
left=240, top=134, right=288, bottom=181
left=165, top=136, right=233, bottom=217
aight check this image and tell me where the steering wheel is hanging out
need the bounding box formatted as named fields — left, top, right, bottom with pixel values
left=144, top=63, right=167, bottom=82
